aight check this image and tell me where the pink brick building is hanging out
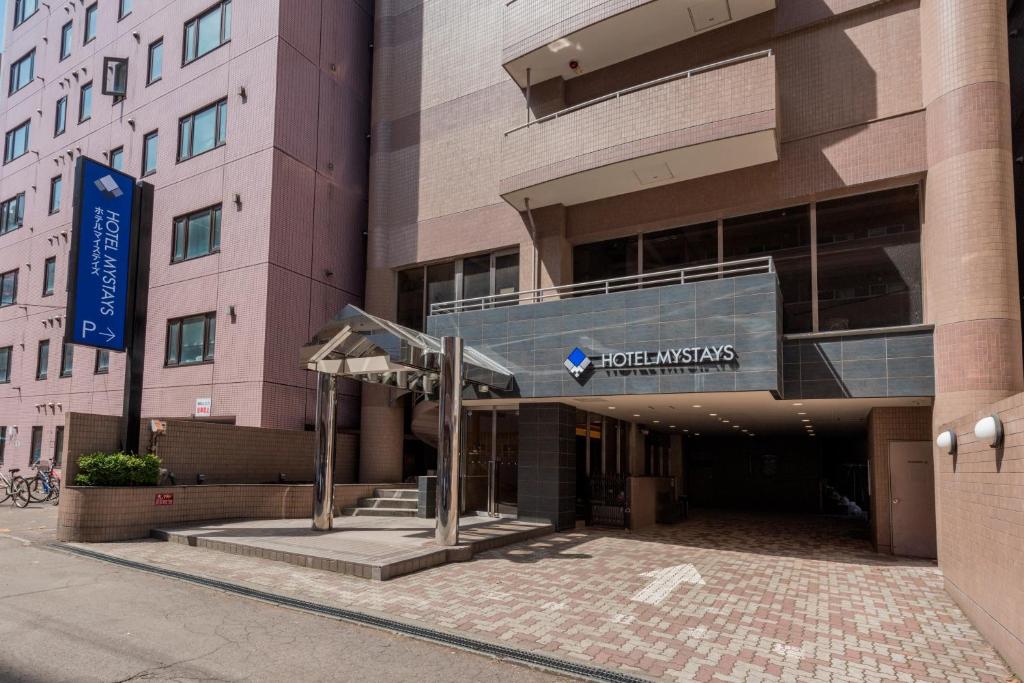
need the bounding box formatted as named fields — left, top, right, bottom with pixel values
left=0, top=0, right=371, bottom=472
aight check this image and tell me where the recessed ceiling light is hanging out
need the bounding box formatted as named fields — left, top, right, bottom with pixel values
left=732, top=425, right=740, bottom=429
left=709, top=413, right=717, bottom=417
left=694, top=433, right=701, bottom=436
left=801, top=419, right=810, bottom=423
left=793, top=402, right=803, bottom=406
left=722, top=420, right=730, bottom=423
left=797, top=412, right=806, bottom=416
left=653, top=420, right=660, bottom=424
left=669, top=425, right=676, bottom=429
left=608, top=406, right=616, bottom=410
left=683, top=429, right=689, bottom=432
left=633, top=414, right=640, bottom=417
left=692, top=405, right=702, bottom=408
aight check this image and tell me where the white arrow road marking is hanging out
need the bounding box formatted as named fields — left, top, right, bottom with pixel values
left=630, top=564, right=705, bottom=605
left=100, top=327, right=116, bottom=342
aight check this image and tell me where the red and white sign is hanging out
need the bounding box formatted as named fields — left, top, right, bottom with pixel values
left=194, top=397, right=212, bottom=418
left=154, top=493, right=174, bottom=506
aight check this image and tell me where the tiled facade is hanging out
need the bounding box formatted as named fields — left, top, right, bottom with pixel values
left=0, top=0, right=372, bottom=474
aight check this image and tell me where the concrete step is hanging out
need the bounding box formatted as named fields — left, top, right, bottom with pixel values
left=374, top=488, right=418, bottom=501
left=357, top=497, right=417, bottom=510
left=340, top=507, right=417, bottom=517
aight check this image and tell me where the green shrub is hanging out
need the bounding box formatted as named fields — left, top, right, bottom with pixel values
left=74, top=452, right=161, bottom=487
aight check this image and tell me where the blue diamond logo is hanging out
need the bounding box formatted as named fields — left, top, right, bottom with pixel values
left=564, top=347, right=591, bottom=378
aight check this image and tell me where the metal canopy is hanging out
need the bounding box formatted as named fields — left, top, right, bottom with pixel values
left=300, top=304, right=513, bottom=395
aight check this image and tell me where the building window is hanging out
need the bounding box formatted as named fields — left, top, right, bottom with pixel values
left=0, top=194, right=25, bottom=235
left=29, top=426, right=42, bottom=465
left=54, top=96, right=68, bottom=137
left=48, top=176, right=62, bottom=215
left=83, top=3, right=98, bottom=44
left=36, top=339, right=49, bottom=380
left=172, top=205, right=221, bottom=262
left=60, top=21, right=73, bottom=61
left=142, top=130, right=158, bottom=176
left=79, top=82, right=93, bottom=123
left=165, top=313, right=216, bottom=366
left=54, top=426, right=64, bottom=467
left=109, top=147, right=124, bottom=171
left=118, top=0, right=133, bottom=20
left=13, top=0, right=39, bottom=28
left=0, top=346, right=11, bottom=383
left=573, top=236, right=639, bottom=285
left=643, top=222, right=718, bottom=273
left=0, top=427, right=6, bottom=467
left=177, top=99, right=227, bottom=161
left=42, top=257, right=56, bottom=296
left=397, top=250, right=520, bottom=328
left=4, top=120, right=31, bottom=163
left=816, top=186, right=922, bottom=331
left=0, top=270, right=17, bottom=307
left=725, top=205, right=813, bottom=333
left=9, top=49, right=35, bottom=96
left=183, top=1, right=232, bottom=65
left=147, top=39, right=164, bottom=85
left=95, top=349, right=109, bottom=374
left=60, top=342, right=74, bottom=377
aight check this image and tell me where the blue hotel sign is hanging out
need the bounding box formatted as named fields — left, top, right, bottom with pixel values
left=65, top=157, right=138, bottom=352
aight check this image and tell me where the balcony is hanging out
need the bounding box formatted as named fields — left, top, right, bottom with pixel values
left=499, top=51, right=778, bottom=211
left=503, top=0, right=776, bottom=87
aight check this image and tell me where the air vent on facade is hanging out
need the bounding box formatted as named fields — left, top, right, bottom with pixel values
left=689, top=0, right=733, bottom=32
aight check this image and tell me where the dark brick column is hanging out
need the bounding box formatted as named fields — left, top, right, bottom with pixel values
left=518, top=403, right=576, bottom=530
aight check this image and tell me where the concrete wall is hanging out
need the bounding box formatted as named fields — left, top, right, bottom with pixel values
left=936, top=392, right=1024, bottom=675
left=866, top=406, right=932, bottom=554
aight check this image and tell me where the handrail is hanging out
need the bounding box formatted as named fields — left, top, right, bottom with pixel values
left=504, top=49, right=773, bottom=136
left=430, top=256, right=774, bottom=315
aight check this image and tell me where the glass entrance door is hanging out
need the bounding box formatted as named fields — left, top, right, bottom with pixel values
left=464, top=408, right=519, bottom=516
left=494, top=410, right=518, bottom=514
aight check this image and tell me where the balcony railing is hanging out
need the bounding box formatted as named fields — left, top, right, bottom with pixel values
left=430, top=257, right=775, bottom=315
left=506, top=50, right=772, bottom=136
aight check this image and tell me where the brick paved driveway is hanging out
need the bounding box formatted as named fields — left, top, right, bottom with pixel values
left=79, top=511, right=1013, bottom=682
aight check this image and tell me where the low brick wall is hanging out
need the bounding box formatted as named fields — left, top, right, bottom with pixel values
left=56, top=483, right=411, bottom=542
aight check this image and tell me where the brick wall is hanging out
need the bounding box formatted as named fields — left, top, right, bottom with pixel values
left=56, top=482, right=400, bottom=543
left=866, top=406, right=932, bottom=554
left=937, top=392, right=1024, bottom=675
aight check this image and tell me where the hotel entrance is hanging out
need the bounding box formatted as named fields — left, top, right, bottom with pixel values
left=464, top=408, right=519, bottom=516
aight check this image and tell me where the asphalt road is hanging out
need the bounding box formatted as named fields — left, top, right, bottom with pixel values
left=0, top=505, right=567, bottom=682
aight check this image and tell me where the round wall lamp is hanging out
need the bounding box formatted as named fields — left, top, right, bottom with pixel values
left=974, top=415, right=1004, bottom=448
left=936, top=430, right=957, bottom=455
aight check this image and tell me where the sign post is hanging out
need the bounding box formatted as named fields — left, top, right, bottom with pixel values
left=65, top=157, right=153, bottom=454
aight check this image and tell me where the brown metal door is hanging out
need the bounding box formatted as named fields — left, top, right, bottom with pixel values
left=888, top=441, right=937, bottom=558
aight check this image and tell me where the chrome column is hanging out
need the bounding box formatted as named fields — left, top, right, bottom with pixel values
left=312, top=371, right=338, bottom=531
left=436, top=336, right=463, bottom=546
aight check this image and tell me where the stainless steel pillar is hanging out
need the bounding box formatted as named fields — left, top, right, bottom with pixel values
left=312, top=371, right=338, bottom=531
left=436, top=336, right=463, bottom=546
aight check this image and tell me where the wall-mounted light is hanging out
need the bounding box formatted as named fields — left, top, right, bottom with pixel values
left=238, top=86, right=247, bottom=102
left=974, top=415, right=1004, bottom=448
left=229, top=305, right=237, bottom=323
left=233, top=193, right=242, bottom=210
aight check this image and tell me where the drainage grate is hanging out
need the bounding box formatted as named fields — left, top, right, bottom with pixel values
left=53, top=543, right=651, bottom=683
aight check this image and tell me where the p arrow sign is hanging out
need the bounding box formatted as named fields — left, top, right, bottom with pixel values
left=630, top=564, right=705, bottom=605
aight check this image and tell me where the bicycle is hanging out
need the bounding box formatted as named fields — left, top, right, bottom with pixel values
left=0, top=469, right=31, bottom=508
left=27, top=461, right=60, bottom=506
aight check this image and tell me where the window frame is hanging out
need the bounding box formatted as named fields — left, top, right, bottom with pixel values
left=54, top=95, right=68, bottom=137
left=36, top=339, right=49, bottom=380
left=83, top=3, right=98, bottom=45
left=0, top=270, right=18, bottom=307
left=182, top=1, right=232, bottom=66
left=48, top=175, right=62, bottom=215
left=0, top=346, right=12, bottom=384
left=42, top=256, right=56, bottom=296
left=13, top=0, right=39, bottom=29
left=60, top=21, right=73, bottom=61
left=9, top=49, right=36, bottom=96
left=53, top=425, right=64, bottom=467
left=0, top=193, right=26, bottom=235
left=94, top=349, right=110, bottom=375
left=118, top=0, right=133, bottom=20
left=60, top=342, right=73, bottom=378
left=29, top=426, right=43, bottom=466
left=109, top=146, right=125, bottom=171
left=141, top=130, right=159, bottom=176
left=165, top=312, right=217, bottom=367
left=171, top=204, right=222, bottom=263
left=4, top=120, right=31, bottom=164
left=177, top=98, right=228, bottom=162
left=78, top=82, right=93, bottom=123
left=147, top=38, right=164, bottom=85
